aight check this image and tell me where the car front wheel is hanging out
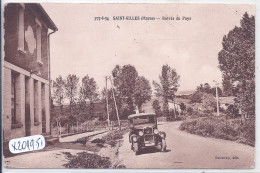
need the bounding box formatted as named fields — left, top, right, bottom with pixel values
left=133, top=143, right=139, bottom=155
left=161, top=139, right=166, bottom=152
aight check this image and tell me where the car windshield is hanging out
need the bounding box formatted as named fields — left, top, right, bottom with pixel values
left=133, top=115, right=155, bottom=125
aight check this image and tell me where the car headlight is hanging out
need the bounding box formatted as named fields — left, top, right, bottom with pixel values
left=154, top=129, right=159, bottom=134
left=132, top=136, right=137, bottom=142
left=138, top=131, right=144, bottom=136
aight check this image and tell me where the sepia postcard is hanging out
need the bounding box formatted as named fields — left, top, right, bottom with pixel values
left=1, top=2, right=256, bottom=171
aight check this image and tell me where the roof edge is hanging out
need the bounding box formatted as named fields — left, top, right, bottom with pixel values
left=36, top=4, right=58, bottom=31
left=128, top=113, right=156, bottom=119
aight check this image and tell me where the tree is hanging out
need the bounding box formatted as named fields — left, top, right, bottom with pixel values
left=189, top=91, right=203, bottom=103
left=153, top=64, right=180, bottom=118
left=201, top=93, right=216, bottom=112
left=222, top=75, right=235, bottom=96
left=218, top=12, right=255, bottom=117
left=112, top=64, right=138, bottom=113
left=179, top=102, right=186, bottom=115
left=52, top=76, right=65, bottom=113
left=64, top=74, right=79, bottom=114
left=80, top=75, right=99, bottom=119
left=152, top=99, right=162, bottom=117
left=196, top=83, right=222, bottom=97
left=80, top=75, right=99, bottom=102
left=225, top=104, right=239, bottom=118
left=202, top=83, right=211, bottom=94
left=134, top=76, right=152, bottom=111
left=210, top=86, right=222, bottom=97
left=196, top=83, right=211, bottom=93
left=100, top=87, right=107, bottom=101
left=77, top=95, right=88, bottom=121
left=196, top=84, right=204, bottom=92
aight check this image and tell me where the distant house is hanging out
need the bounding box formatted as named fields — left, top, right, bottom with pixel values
left=219, top=97, right=235, bottom=110
left=192, top=103, right=205, bottom=111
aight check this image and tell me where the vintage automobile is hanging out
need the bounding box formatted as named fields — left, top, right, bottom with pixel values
left=128, top=113, right=166, bottom=154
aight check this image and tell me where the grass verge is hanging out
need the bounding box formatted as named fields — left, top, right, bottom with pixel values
left=63, top=129, right=128, bottom=168
left=92, top=129, right=128, bottom=147
left=179, top=116, right=255, bottom=146
left=72, top=131, right=108, bottom=145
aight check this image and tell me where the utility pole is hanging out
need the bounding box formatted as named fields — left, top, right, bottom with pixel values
left=109, top=76, right=121, bottom=130
left=135, top=106, right=139, bottom=114
left=213, top=80, right=220, bottom=116
left=172, top=97, right=177, bottom=118
left=105, top=76, right=110, bottom=130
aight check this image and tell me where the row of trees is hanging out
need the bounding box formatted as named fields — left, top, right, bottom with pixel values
left=190, top=83, right=221, bottom=104
left=101, top=64, right=153, bottom=120
left=102, top=64, right=181, bottom=120
left=196, top=83, right=222, bottom=97
left=51, top=74, right=99, bottom=123
left=51, top=64, right=181, bottom=123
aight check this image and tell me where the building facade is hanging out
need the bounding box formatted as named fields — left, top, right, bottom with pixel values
left=3, top=3, right=57, bottom=142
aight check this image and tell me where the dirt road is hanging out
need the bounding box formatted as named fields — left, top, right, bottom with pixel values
left=118, top=122, right=255, bottom=168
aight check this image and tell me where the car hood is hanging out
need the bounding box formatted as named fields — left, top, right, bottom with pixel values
left=133, top=123, right=156, bottom=129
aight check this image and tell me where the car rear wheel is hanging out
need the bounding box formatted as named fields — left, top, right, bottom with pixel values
left=161, top=139, right=166, bottom=152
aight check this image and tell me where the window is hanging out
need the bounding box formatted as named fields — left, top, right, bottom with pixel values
left=11, top=73, right=17, bottom=124
left=10, top=72, right=24, bottom=129
left=35, top=18, right=42, bottom=64
left=17, top=3, right=25, bottom=52
left=133, top=115, right=155, bottom=125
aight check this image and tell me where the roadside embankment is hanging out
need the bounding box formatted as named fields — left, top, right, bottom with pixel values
left=179, top=116, right=255, bottom=146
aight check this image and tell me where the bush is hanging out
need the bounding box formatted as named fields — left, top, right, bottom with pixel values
left=100, top=129, right=127, bottom=147
left=101, top=130, right=125, bottom=141
left=179, top=117, right=255, bottom=146
left=237, top=119, right=255, bottom=146
left=73, top=136, right=90, bottom=144
left=225, top=105, right=240, bottom=118
left=91, top=138, right=105, bottom=144
left=203, top=110, right=214, bottom=116
left=187, top=107, right=194, bottom=115
left=174, top=116, right=184, bottom=121
left=63, top=152, right=111, bottom=168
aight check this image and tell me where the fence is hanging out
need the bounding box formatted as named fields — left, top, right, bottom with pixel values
left=157, top=117, right=167, bottom=122
left=51, top=120, right=129, bottom=138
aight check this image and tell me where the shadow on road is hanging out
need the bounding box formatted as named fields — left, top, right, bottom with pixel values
left=137, top=147, right=171, bottom=155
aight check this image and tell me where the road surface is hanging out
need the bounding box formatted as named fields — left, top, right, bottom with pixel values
left=118, top=121, right=255, bottom=168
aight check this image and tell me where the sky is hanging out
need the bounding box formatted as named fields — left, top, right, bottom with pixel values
left=41, top=3, right=255, bottom=92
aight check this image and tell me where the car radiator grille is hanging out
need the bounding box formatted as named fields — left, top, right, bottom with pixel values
left=144, top=135, right=154, bottom=141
